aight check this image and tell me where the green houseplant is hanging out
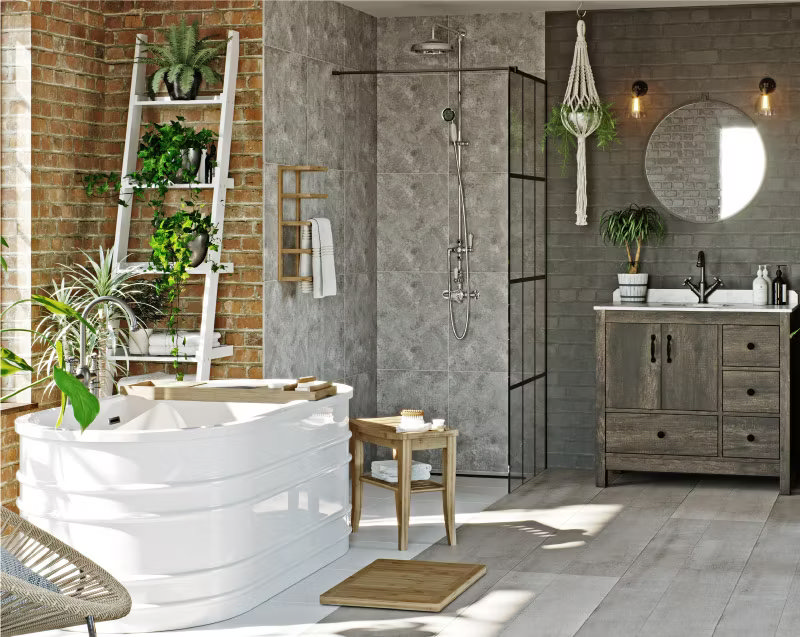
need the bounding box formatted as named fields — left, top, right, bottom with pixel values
left=33, top=249, right=149, bottom=398
left=543, top=102, right=618, bottom=174
left=600, top=203, right=666, bottom=303
left=137, top=18, right=227, bottom=100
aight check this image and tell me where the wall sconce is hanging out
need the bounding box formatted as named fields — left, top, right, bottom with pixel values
left=630, top=80, right=648, bottom=119
left=756, top=77, right=776, bottom=117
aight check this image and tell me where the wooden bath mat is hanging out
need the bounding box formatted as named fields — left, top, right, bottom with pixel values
left=319, top=559, right=486, bottom=612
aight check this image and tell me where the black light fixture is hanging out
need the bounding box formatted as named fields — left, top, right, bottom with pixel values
left=757, top=77, right=776, bottom=117
left=631, top=80, right=648, bottom=119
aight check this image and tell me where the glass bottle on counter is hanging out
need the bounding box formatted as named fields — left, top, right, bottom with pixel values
left=773, top=265, right=787, bottom=305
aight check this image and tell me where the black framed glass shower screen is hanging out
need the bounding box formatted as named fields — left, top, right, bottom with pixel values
left=508, top=69, right=546, bottom=492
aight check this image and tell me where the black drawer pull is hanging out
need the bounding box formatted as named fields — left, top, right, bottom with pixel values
left=747, top=388, right=756, bottom=396
left=747, top=342, right=755, bottom=350
left=747, top=434, right=756, bottom=442
left=666, top=334, right=672, bottom=363
left=651, top=334, right=656, bottom=363
left=657, top=431, right=666, bottom=439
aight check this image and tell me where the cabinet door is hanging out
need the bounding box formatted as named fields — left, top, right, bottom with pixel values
left=606, top=323, right=661, bottom=410
left=661, top=323, right=718, bottom=411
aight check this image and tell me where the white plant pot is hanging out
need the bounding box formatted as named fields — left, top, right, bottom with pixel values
left=129, top=328, right=153, bottom=356
left=618, top=273, right=649, bottom=303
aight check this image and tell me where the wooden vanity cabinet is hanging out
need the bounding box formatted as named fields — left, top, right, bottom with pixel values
left=596, top=309, right=797, bottom=494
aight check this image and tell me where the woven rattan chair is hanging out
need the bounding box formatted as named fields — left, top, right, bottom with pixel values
left=1, top=507, right=131, bottom=636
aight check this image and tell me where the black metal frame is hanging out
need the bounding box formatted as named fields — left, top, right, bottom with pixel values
left=507, top=68, right=547, bottom=493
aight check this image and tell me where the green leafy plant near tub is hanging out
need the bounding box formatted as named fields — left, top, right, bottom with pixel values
left=600, top=204, right=666, bottom=304
left=137, top=18, right=228, bottom=100
left=542, top=102, right=618, bottom=174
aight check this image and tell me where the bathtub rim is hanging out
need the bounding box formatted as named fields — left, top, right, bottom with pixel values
left=15, top=382, right=353, bottom=443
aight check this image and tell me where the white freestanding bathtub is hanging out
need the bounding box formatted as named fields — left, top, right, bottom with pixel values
left=15, top=381, right=353, bottom=632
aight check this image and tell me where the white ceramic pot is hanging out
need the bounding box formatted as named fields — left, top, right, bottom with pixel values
left=129, top=328, right=153, bottom=355
left=618, top=273, right=649, bottom=303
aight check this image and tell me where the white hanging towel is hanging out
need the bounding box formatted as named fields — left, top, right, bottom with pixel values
left=299, top=224, right=313, bottom=294
left=310, top=218, right=336, bottom=299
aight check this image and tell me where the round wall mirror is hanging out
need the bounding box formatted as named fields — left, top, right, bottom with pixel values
left=644, top=100, right=766, bottom=223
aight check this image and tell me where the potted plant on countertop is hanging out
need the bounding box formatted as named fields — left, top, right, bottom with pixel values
left=137, top=18, right=228, bottom=101
left=542, top=102, right=618, bottom=174
left=599, top=203, right=666, bottom=304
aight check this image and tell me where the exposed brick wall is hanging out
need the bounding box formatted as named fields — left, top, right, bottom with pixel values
left=105, top=0, right=263, bottom=380
left=546, top=4, right=800, bottom=468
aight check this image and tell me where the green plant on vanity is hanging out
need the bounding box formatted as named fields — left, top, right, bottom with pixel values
left=542, top=102, right=619, bottom=174
left=600, top=203, right=666, bottom=304
left=599, top=203, right=666, bottom=274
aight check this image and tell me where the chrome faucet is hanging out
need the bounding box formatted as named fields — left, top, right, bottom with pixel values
left=78, top=296, right=138, bottom=398
left=683, top=250, right=723, bottom=303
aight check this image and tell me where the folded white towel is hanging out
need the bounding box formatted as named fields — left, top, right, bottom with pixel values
left=372, top=460, right=432, bottom=477
left=299, top=225, right=312, bottom=294
left=310, top=218, right=336, bottom=299
left=372, top=467, right=432, bottom=483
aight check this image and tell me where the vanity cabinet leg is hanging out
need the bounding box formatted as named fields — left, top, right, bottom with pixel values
left=596, top=463, right=608, bottom=488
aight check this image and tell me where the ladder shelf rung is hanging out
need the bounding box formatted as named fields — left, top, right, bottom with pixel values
left=116, top=262, right=234, bottom=275
left=281, top=221, right=312, bottom=227
left=133, top=95, right=224, bottom=106
left=121, top=177, right=234, bottom=191
left=280, top=276, right=313, bottom=283
left=281, top=193, right=328, bottom=199
left=281, top=248, right=312, bottom=254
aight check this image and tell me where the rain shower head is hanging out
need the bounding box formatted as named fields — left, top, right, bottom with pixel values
left=410, top=37, right=452, bottom=55
left=410, top=25, right=460, bottom=55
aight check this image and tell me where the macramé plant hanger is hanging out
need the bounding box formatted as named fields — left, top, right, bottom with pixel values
left=562, top=10, right=601, bottom=226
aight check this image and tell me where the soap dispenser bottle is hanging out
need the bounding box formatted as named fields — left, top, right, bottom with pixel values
left=762, top=265, right=774, bottom=303
left=753, top=266, right=769, bottom=305
left=773, top=266, right=786, bottom=305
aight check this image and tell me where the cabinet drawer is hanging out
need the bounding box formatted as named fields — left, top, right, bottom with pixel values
left=723, top=326, right=780, bottom=368
left=606, top=413, right=717, bottom=456
left=723, top=417, right=779, bottom=459
left=722, top=371, right=780, bottom=413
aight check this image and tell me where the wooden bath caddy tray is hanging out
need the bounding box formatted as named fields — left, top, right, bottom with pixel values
left=120, top=381, right=337, bottom=403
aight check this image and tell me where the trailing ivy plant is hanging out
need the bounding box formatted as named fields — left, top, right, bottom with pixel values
left=82, top=119, right=220, bottom=380
left=542, top=102, right=618, bottom=174
left=599, top=204, right=666, bottom=274
left=148, top=200, right=221, bottom=380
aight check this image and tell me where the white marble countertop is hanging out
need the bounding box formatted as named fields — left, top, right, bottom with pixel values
left=594, top=288, right=799, bottom=313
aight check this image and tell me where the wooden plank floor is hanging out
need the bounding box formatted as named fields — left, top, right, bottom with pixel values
left=305, top=469, right=800, bottom=636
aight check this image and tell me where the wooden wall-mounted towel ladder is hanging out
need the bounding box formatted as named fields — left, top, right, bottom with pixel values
left=277, top=165, right=327, bottom=283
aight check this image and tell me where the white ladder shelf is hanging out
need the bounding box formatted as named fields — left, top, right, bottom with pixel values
left=111, top=30, right=239, bottom=380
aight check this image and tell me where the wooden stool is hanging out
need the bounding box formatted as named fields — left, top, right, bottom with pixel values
left=349, top=417, right=458, bottom=551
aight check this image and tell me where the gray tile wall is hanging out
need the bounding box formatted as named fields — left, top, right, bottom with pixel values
left=262, top=1, right=378, bottom=417
left=376, top=13, right=544, bottom=473
left=545, top=4, right=800, bottom=468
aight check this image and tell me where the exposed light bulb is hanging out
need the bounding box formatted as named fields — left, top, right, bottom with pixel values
left=758, top=93, right=773, bottom=117
left=631, top=96, right=643, bottom=119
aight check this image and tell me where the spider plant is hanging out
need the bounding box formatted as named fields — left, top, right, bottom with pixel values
left=137, top=18, right=228, bottom=99
left=33, top=249, right=152, bottom=397
left=599, top=204, right=666, bottom=274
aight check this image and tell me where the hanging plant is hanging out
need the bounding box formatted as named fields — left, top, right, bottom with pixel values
left=148, top=200, right=221, bottom=380
left=543, top=16, right=614, bottom=226
left=543, top=102, right=618, bottom=174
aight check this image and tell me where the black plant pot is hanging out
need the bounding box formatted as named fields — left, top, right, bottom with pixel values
left=164, top=70, right=202, bottom=100
left=188, top=231, right=210, bottom=268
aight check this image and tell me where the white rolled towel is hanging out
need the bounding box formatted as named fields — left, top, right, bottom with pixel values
left=148, top=331, right=221, bottom=347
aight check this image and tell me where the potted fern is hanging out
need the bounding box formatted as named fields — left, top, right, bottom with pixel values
left=599, top=204, right=666, bottom=303
left=137, top=18, right=227, bottom=100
